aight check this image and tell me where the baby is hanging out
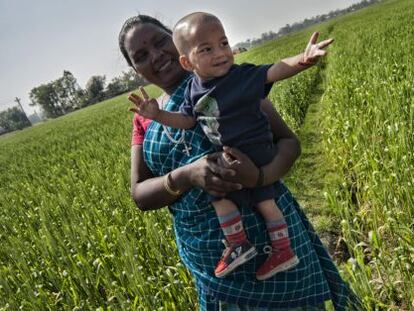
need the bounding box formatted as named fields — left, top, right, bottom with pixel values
left=129, top=12, right=333, bottom=280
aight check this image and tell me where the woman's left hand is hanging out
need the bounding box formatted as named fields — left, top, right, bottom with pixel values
left=218, top=146, right=259, bottom=188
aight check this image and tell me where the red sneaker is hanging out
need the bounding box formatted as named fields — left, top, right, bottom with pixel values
left=215, top=240, right=257, bottom=278
left=256, top=248, right=299, bottom=280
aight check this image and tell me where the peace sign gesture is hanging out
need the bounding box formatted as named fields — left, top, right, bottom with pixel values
left=300, top=32, right=334, bottom=66
left=128, top=87, right=160, bottom=120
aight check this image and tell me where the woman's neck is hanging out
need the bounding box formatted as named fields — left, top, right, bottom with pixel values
left=163, top=72, right=190, bottom=95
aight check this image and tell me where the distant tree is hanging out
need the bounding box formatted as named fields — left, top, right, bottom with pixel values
left=56, top=71, right=82, bottom=110
left=279, top=24, right=291, bottom=36
left=261, top=31, right=276, bottom=42
left=0, top=107, right=31, bottom=132
left=104, top=69, right=148, bottom=99
left=84, top=75, right=106, bottom=105
left=120, top=69, right=147, bottom=91
left=29, top=83, right=63, bottom=118
left=29, top=71, right=82, bottom=118
left=105, top=77, right=125, bottom=99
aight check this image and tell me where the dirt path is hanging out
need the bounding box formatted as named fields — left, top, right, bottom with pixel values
left=284, top=81, right=341, bottom=256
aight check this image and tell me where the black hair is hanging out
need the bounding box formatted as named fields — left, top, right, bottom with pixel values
left=119, top=15, right=172, bottom=67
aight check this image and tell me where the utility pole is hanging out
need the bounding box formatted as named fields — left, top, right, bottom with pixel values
left=14, top=97, right=32, bottom=126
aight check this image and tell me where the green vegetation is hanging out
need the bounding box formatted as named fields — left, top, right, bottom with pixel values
left=320, top=0, right=414, bottom=308
left=1, top=0, right=413, bottom=309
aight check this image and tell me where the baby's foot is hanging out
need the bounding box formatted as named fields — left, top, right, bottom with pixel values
left=256, top=248, right=299, bottom=280
left=215, top=240, right=257, bottom=278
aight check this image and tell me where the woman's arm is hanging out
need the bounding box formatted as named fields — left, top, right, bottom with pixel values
left=222, top=98, right=301, bottom=188
left=130, top=145, right=241, bottom=211
left=260, top=98, right=301, bottom=185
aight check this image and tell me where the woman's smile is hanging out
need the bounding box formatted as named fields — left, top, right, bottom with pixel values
left=156, top=59, right=173, bottom=72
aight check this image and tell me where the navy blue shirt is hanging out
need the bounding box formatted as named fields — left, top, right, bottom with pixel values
left=180, top=63, right=273, bottom=148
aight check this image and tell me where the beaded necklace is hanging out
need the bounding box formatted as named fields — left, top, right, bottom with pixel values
left=160, top=93, right=192, bottom=156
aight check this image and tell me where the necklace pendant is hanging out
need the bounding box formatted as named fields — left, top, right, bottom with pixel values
left=182, top=144, right=192, bottom=156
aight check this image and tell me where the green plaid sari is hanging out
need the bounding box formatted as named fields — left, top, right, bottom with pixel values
left=142, top=76, right=361, bottom=311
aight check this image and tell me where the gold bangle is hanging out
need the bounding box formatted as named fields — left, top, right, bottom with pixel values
left=163, top=173, right=183, bottom=196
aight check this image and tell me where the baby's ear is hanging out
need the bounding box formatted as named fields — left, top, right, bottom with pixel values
left=179, top=55, right=193, bottom=72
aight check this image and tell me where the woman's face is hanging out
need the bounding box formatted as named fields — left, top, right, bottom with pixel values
left=124, top=23, right=186, bottom=92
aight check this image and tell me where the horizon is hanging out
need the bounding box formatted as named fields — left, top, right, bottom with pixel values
left=0, top=0, right=361, bottom=116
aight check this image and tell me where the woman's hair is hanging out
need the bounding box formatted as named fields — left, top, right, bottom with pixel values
left=119, top=15, right=172, bottom=67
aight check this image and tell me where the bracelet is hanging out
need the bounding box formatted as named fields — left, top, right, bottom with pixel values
left=163, top=173, right=183, bottom=196
left=255, top=167, right=264, bottom=187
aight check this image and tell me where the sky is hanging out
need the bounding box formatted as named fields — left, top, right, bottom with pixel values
left=0, top=0, right=361, bottom=115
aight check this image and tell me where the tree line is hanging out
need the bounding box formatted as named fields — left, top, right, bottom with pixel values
left=0, top=69, right=146, bottom=135
left=233, top=0, right=379, bottom=50
left=29, top=69, right=147, bottom=119
left=0, top=106, right=31, bottom=134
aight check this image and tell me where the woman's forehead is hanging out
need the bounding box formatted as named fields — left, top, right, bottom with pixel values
left=126, top=23, right=169, bottom=48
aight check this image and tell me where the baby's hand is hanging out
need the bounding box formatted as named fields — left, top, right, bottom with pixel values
left=128, top=87, right=160, bottom=120
left=222, top=152, right=239, bottom=166
left=217, top=151, right=240, bottom=168
left=300, top=32, right=334, bottom=66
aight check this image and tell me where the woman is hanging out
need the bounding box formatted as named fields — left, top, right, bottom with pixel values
left=119, top=15, right=360, bottom=311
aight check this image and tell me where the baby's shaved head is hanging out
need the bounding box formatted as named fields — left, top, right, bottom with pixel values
left=173, top=12, right=222, bottom=55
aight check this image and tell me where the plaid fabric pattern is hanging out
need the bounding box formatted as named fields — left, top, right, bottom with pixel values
left=219, top=301, right=326, bottom=311
left=143, top=77, right=361, bottom=311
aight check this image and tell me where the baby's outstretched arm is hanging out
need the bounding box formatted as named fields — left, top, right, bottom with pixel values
left=267, top=32, right=334, bottom=83
left=128, top=87, right=196, bottom=129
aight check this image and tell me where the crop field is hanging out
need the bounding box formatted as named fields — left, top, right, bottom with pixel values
left=320, top=0, right=414, bottom=308
left=1, top=0, right=413, bottom=310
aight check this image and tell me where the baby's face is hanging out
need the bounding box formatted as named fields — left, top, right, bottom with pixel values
left=186, top=20, right=234, bottom=81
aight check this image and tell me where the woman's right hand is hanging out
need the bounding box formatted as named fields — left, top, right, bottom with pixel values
left=128, top=87, right=160, bottom=120
left=187, top=152, right=243, bottom=197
